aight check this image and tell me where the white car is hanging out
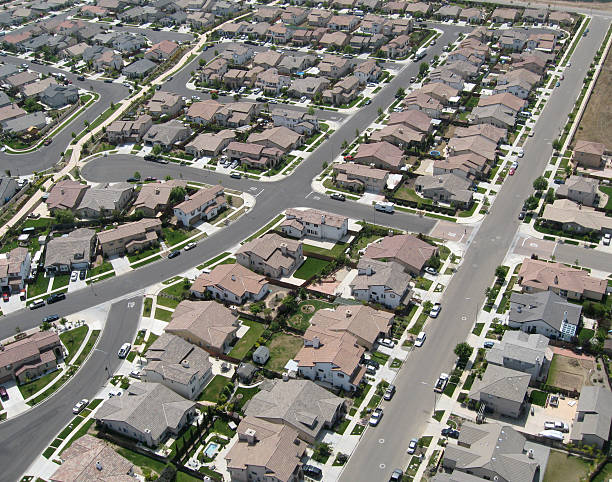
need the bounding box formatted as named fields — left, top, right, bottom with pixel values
left=72, top=399, right=89, bottom=414
left=544, top=421, right=569, bottom=432
left=117, top=342, right=131, bottom=358
left=300, top=96, right=308, bottom=102
left=407, top=438, right=418, bottom=454
left=603, top=233, right=611, bottom=246
left=415, top=331, right=426, bottom=347
left=379, top=338, right=395, bottom=348
left=184, top=242, right=196, bottom=251
left=70, top=271, right=78, bottom=282
left=429, top=303, right=441, bottom=318
left=424, top=267, right=438, bottom=275
left=518, top=149, right=524, bottom=158
left=369, top=407, right=383, bottom=426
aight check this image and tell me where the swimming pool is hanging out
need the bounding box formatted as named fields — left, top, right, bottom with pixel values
left=204, top=442, right=219, bottom=458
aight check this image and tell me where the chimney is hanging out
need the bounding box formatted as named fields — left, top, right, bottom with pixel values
left=365, top=265, right=373, bottom=276
left=155, top=188, right=160, bottom=195
left=321, top=214, right=325, bottom=224
left=517, top=306, right=522, bottom=313
left=96, top=461, right=103, bottom=471
left=528, top=449, right=534, bottom=459
left=184, top=194, right=190, bottom=201
left=345, top=309, right=352, bottom=318
left=245, top=428, right=257, bottom=445
left=312, top=336, right=320, bottom=348
left=61, top=189, right=65, bottom=195
left=439, top=177, right=443, bottom=183
left=181, top=359, right=190, bottom=368
left=282, top=372, right=289, bottom=381
left=231, top=274, right=236, bottom=281
left=280, top=242, right=287, bottom=255
left=563, top=311, right=568, bottom=322
left=554, top=275, right=558, bottom=285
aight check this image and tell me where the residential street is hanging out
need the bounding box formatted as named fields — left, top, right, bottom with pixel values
left=338, top=15, right=610, bottom=482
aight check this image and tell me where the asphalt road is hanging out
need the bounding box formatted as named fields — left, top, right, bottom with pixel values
left=338, top=15, right=610, bottom=482
left=0, top=297, right=142, bottom=482
left=0, top=56, right=129, bottom=174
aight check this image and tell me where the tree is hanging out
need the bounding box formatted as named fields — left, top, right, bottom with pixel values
left=198, top=58, right=206, bottom=66
left=422, top=300, right=433, bottom=313
left=524, top=195, right=539, bottom=211
left=533, top=176, right=547, bottom=191
left=152, top=144, right=163, bottom=155
left=54, top=209, right=75, bottom=225
left=552, top=139, right=562, bottom=151
left=169, top=186, right=186, bottom=204
left=454, top=342, right=472, bottom=363
left=495, top=265, right=506, bottom=279
left=133, top=171, right=141, bottom=180
left=545, top=188, right=555, bottom=204
left=395, top=87, right=405, bottom=98
left=307, top=105, right=315, bottom=115
left=419, top=62, right=429, bottom=76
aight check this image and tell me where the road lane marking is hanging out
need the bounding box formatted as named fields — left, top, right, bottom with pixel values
left=305, top=191, right=313, bottom=199
left=127, top=301, right=135, bottom=309
left=254, top=189, right=265, bottom=197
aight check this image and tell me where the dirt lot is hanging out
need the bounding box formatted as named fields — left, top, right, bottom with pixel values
left=547, top=353, right=595, bottom=392
left=575, top=43, right=612, bottom=146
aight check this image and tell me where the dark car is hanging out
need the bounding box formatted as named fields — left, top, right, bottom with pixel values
left=46, top=293, right=66, bottom=304
left=168, top=250, right=181, bottom=259
left=144, top=154, right=157, bottom=161
left=126, top=177, right=139, bottom=182
left=518, top=211, right=526, bottom=220
left=79, top=270, right=86, bottom=280
left=256, top=96, right=266, bottom=102
left=43, top=138, right=52, bottom=146
left=441, top=427, right=460, bottom=439
left=365, top=99, right=371, bottom=105
left=389, top=469, right=403, bottom=482
left=365, top=359, right=380, bottom=369
left=303, top=465, right=323, bottom=478
left=0, top=386, right=8, bottom=401
left=43, top=314, right=60, bottom=323
left=104, top=79, right=112, bottom=83
left=330, top=193, right=345, bottom=201
left=484, top=341, right=495, bottom=349
left=77, top=75, right=85, bottom=81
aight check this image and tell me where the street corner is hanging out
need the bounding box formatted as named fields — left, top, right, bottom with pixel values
left=430, top=221, right=473, bottom=245
left=513, top=235, right=557, bottom=259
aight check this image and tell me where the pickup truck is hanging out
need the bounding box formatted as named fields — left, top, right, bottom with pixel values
left=434, top=373, right=449, bottom=393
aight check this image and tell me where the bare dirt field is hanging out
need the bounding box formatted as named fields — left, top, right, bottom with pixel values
left=575, top=42, right=612, bottom=146
left=547, top=353, right=595, bottom=392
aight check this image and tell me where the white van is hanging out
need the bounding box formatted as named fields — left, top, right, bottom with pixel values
left=415, top=332, right=426, bottom=347
left=539, top=430, right=564, bottom=441
left=374, top=202, right=394, bottom=213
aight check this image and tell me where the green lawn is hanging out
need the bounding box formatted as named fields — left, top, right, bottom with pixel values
left=212, top=418, right=237, bottom=438
left=265, top=333, right=303, bottom=372
left=415, top=277, right=433, bottom=290
left=593, top=462, right=612, bottom=481
left=156, top=296, right=180, bottom=309
left=162, top=227, right=192, bottom=246
left=143, top=297, right=153, bottom=317
left=197, top=252, right=231, bottom=270
left=27, top=274, right=50, bottom=299
left=351, top=234, right=382, bottom=257
left=530, top=390, right=548, bottom=407
left=19, top=369, right=62, bottom=399
left=161, top=279, right=189, bottom=298
left=543, top=450, right=592, bottom=482
left=88, top=261, right=113, bottom=277
left=293, top=258, right=331, bottom=280
left=117, top=447, right=167, bottom=477
left=472, top=323, right=484, bottom=336
left=72, top=330, right=100, bottom=366
left=394, top=186, right=432, bottom=204
left=229, top=319, right=266, bottom=360
left=287, top=299, right=335, bottom=332
left=198, top=375, right=231, bottom=402
left=60, top=325, right=89, bottom=364
left=599, top=186, right=612, bottom=211
left=52, top=274, right=70, bottom=289
left=128, top=246, right=161, bottom=263
left=154, top=307, right=173, bottom=322
left=303, top=242, right=347, bottom=257
left=232, top=386, right=260, bottom=412
left=408, top=312, right=429, bottom=335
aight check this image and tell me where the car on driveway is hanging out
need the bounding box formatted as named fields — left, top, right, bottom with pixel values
left=483, top=341, right=496, bottom=349
left=2, top=292, right=8, bottom=302
left=79, top=270, right=86, bottom=280
left=384, top=384, right=396, bottom=401
left=429, top=303, right=441, bottom=318
left=303, top=465, right=322, bottom=478
left=118, top=343, right=131, bottom=358
left=407, top=438, right=418, bottom=454
left=184, top=242, right=196, bottom=251
left=369, top=407, right=383, bottom=426
left=603, top=233, right=611, bottom=246
left=424, top=267, right=438, bottom=275
left=330, top=193, right=345, bottom=201
left=0, top=386, right=8, bottom=401
left=389, top=469, right=403, bottom=481
left=72, top=399, right=88, bottom=414
left=544, top=421, right=569, bottom=432
left=379, top=338, right=395, bottom=348
left=70, top=271, right=78, bottom=282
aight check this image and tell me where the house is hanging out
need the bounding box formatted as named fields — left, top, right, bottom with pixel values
left=353, top=141, right=404, bottom=171
left=454, top=124, right=507, bottom=145
left=95, top=382, right=196, bottom=447
left=317, top=55, right=351, bottom=80
left=307, top=305, right=393, bottom=350
left=328, top=15, right=359, bottom=32
left=459, top=8, right=484, bottom=23
left=414, top=174, right=473, bottom=209
left=237, top=362, right=258, bottom=383
left=49, top=434, right=134, bottom=482
left=403, top=92, right=442, bottom=118
left=145, top=39, right=179, bottom=61
left=0, top=330, right=62, bottom=383
left=307, top=8, right=333, bottom=27
left=236, top=233, right=303, bottom=279
left=469, top=365, right=530, bottom=418
left=508, top=291, right=581, bottom=341
left=363, top=234, right=438, bottom=276
left=253, top=50, right=283, bottom=69
left=133, top=180, right=186, bottom=217
left=255, top=68, right=291, bottom=95
left=185, top=99, right=222, bottom=125
left=322, top=75, right=361, bottom=107
left=185, top=130, right=235, bottom=158
left=381, top=34, right=411, bottom=59
left=492, top=7, right=519, bottom=23
left=225, top=416, right=307, bottom=482
left=518, top=258, right=607, bottom=302
left=277, top=55, right=316, bottom=76
left=254, top=6, right=281, bottom=23
left=146, top=91, right=184, bottom=118
left=97, top=218, right=162, bottom=257
left=442, top=422, right=540, bottom=481
left=387, top=110, right=433, bottom=133
left=295, top=327, right=365, bottom=392
left=23, top=78, right=57, bottom=99
left=541, top=199, right=612, bottom=238
left=221, top=43, right=254, bottom=66
left=523, top=8, right=548, bottom=23
left=252, top=346, right=270, bottom=365
left=493, top=70, right=539, bottom=99
left=350, top=258, right=412, bottom=309
left=0, top=177, right=18, bottom=206
left=512, top=52, right=548, bottom=75
left=556, top=176, right=599, bottom=207
left=527, top=33, right=556, bottom=53
left=370, top=122, right=425, bottom=148
left=266, top=23, right=292, bottom=44
left=448, top=135, right=497, bottom=162
left=44, top=228, right=95, bottom=274
left=200, top=58, right=228, bottom=84
left=106, top=114, right=153, bottom=144
left=270, top=109, right=318, bottom=135
left=173, top=185, right=227, bottom=226
left=470, top=104, right=516, bottom=130
left=1, top=112, right=47, bottom=134
left=244, top=378, right=345, bottom=444
left=319, top=31, right=349, bottom=50
left=142, top=120, right=192, bottom=150
left=435, top=5, right=462, bottom=20
left=166, top=300, right=239, bottom=355
left=499, top=30, right=528, bottom=51
left=445, top=60, right=479, bottom=80
left=215, top=102, right=261, bottom=127
left=570, top=387, right=612, bottom=449
left=333, top=163, right=389, bottom=193
left=226, top=142, right=283, bottom=170
left=75, top=183, right=133, bottom=218
left=573, top=140, right=606, bottom=169
left=549, top=11, right=574, bottom=25
left=478, top=93, right=526, bottom=115
left=248, top=126, right=302, bottom=152
left=143, top=333, right=212, bottom=400
left=426, top=71, right=464, bottom=94
left=486, top=331, right=551, bottom=383
left=40, top=84, right=79, bottom=109
left=46, top=180, right=89, bottom=213
left=123, top=58, right=157, bottom=78
left=280, top=208, right=348, bottom=241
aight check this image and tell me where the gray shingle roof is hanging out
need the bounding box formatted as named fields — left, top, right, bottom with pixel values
left=509, top=291, right=581, bottom=332
left=469, top=364, right=530, bottom=403
left=44, top=228, right=95, bottom=268
left=486, top=331, right=549, bottom=368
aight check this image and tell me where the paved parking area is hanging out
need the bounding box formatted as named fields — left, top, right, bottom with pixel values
left=2, top=380, right=28, bottom=417
left=513, top=235, right=556, bottom=259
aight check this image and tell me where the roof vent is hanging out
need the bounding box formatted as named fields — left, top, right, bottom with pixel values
left=554, top=275, right=558, bottom=285
left=181, top=359, right=190, bottom=368
left=231, top=274, right=236, bottom=281
left=563, top=311, right=568, bottom=322
left=517, top=306, right=522, bottom=313
left=528, top=449, right=534, bottom=459
left=321, top=214, right=325, bottom=224
left=145, top=429, right=151, bottom=433
left=312, top=336, right=320, bottom=348
left=345, top=309, right=352, bottom=318
left=96, top=461, right=103, bottom=471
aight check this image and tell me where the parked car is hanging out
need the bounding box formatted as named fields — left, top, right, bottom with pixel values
left=30, top=299, right=45, bottom=310
left=47, top=293, right=65, bottom=304
left=230, top=172, right=242, bottom=179
left=366, top=365, right=377, bottom=375
left=509, top=168, right=516, bottom=176
left=144, top=154, right=157, bottom=161
left=441, top=427, right=460, bottom=439
left=384, top=384, right=396, bottom=401
left=70, top=271, right=78, bottom=282
left=330, top=193, right=345, bottom=201
left=77, top=75, right=85, bottom=81
left=603, top=233, right=611, bottom=246
left=424, top=267, right=438, bottom=275
left=343, top=155, right=354, bottom=161
left=43, top=138, right=52, bottom=146
left=2, top=292, right=8, bottom=302
left=184, top=242, right=196, bottom=251
left=0, top=386, right=8, bottom=401
left=483, top=341, right=495, bottom=349
left=369, top=407, right=383, bottom=426
left=365, top=99, right=371, bottom=105
left=145, top=176, right=156, bottom=181
left=79, top=270, right=86, bottom=280
left=434, top=373, right=449, bottom=393
left=72, top=399, right=89, bottom=414
left=407, top=438, right=418, bottom=454
left=544, top=421, right=569, bottom=432
left=415, top=331, right=426, bottom=347
left=539, top=429, right=564, bottom=441
left=518, top=211, right=526, bottom=220
left=389, top=469, right=403, bottom=482
left=379, top=338, right=395, bottom=348
left=168, top=250, right=181, bottom=259
left=129, top=369, right=141, bottom=379
left=117, top=342, right=131, bottom=358
left=303, top=465, right=322, bottom=478
left=42, top=314, right=59, bottom=323
left=429, top=303, right=441, bottom=318
left=126, top=177, right=139, bottom=182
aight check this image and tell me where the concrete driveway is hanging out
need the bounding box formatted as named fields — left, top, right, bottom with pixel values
left=2, top=380, right=29, bottom=418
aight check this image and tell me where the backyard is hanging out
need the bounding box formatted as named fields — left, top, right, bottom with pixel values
left=293, top=258, right=331, bottom=280
left=228, top=319, right=266, bottom=360
left=198, top=375, right=231, bottom=403
left=546, top=353, right=595, bottom=392
left=543, top=450, right=593, bottom=482
left=287, top=299, right=335, bottom=332
left=265, top=332, right=303, bottom=372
